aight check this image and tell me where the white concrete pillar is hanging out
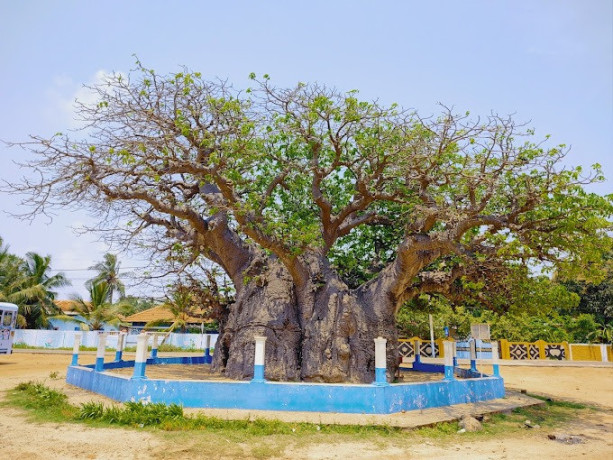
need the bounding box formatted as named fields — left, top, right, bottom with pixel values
left=95, top=332, right=107, bottom=372
left=132, top=333, right=149, bottom=379
left=115, top=332, right=126, bottom=361
left=470, top=339, right=477, bottom=371
left=600, top=344, right=608, bottom=362
left=71, top=333, right=82, bottom=366
left=443, top=341, right=454, bottom=380
left=204, top=334, right=212, bottom=363
left=252, top=335, right=267, bottom=382
left=491, top=341, right=500, bottom=377
left=374, top=337, right=388, bottom=385
left=150, top=333, right=159, bottom=358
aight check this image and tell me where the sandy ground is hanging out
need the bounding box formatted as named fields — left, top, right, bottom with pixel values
left=478, top=363, right=613, bottom=409
left=0, top=352, right=612, bottom=459
left=108, top=364, right=445, bottom=383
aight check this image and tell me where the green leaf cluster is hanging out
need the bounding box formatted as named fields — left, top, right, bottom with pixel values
left=0, top=237, right=70, bottom=328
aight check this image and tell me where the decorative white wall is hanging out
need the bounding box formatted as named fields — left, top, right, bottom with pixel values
left=14, top=329, right=218, bottom=350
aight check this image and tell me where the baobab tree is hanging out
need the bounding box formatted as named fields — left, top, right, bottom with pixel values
left=6, top=63, right=611, bottom=382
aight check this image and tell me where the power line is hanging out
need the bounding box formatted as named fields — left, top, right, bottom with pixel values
left=51, top=266, right=147, bottom=272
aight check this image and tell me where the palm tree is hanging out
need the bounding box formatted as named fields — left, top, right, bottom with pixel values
left=0, top=240, right=28, bottom=327
left=115, top=295, right=157, bottom=317
left=71, top=281, right=121, bottom=330
left=86, top=253, right=127, bottom=303
left=0, top=238, right=22, bottom=300
left=144, top=286, right=204, bottom=344
left=145, top=287, right=194, bottom=334
left=588, top=322, right=613, bottom=344
left=0, top=244, right=70, bottom=328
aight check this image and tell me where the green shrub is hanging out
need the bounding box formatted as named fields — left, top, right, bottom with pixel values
left=396, top=300, right=606, bottom=343
left=78, top=400, right=184, bottom=426
left=14, top=381, right=68, bottom=408
left=79, top=401, right=105, bottom=419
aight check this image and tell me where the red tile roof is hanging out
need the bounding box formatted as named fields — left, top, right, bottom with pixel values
left=54, top=300, right=79, bottom=315
left=123, top=305, right=213, bottom=324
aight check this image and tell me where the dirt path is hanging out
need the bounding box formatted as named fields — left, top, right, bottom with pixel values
left=0, top=353, right=163, bottom=459
left=480, top=364, right=613, bottom=409
left=1, top=352, right=612, bottom=459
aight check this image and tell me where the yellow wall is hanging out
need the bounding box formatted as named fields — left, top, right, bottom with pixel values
left=570, top=344, right=603, bottom=361
left=490, top=340, right=608, bottom=361
left=400, top=338, right=611, bottom=362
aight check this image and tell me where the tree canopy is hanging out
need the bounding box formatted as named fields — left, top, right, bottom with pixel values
left=70, top=281, right=121, bottom=331
left=0, top=237, right=69, bottom=328
left=6, top=63, right=612, bottom=381
left=86, top=253, right=127, bottom=303
left=11, top=66, right=611, bottom=291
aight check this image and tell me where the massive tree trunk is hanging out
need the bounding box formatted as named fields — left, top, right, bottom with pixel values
left=213, top=256, right=303, bottom=381
left=212, top=256, right=399, bottom=383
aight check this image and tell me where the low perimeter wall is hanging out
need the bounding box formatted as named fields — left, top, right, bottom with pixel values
left=14, top=329, right=218, bottom=350
left=66, top=358, right=504, bottom=414
left=398, top=338, right=493, bottom=361
left=398, top=337, right=612, bottom=362
left=498, top=339, right=612, bottom=362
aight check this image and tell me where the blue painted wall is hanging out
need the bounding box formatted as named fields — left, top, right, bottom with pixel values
left=66, top=357, right=505, bottom=414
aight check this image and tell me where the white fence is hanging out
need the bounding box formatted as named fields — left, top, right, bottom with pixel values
left=14, top=329, right=218, bottom=350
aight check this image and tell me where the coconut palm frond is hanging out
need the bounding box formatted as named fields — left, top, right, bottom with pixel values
left=87, top=253, right=129, bottom=303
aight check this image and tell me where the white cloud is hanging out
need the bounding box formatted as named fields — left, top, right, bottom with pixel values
left=44, top=69, right=126, bottom=129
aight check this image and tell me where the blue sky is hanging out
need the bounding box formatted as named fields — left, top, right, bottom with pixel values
left=0, top=1, right=611, bottom=298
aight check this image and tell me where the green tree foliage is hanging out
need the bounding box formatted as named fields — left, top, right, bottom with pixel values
left=562, top=256, right=613, bottom=326
left=86, top=253, right=127, bottom=303
left=0, top=237, right=25, bottom=302
left=145, top=285, right=199, bottom=334
left=0, top=237, right=70, bottom=328
left=144, top=273, right=228, bottom=334
left=70, top=281, right=121, bottom=330
left=117, top=295, right=158, bottom=317
left=4, top=64, right=612, bottom=377
left=558, top=254, right=613, bottom=343
left=9, top=65, right=611, bottom=302
left=396, top=289, right=603, bottom=343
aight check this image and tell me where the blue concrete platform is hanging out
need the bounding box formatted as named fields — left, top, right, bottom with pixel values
left=66, top=356, right=504, bottom=414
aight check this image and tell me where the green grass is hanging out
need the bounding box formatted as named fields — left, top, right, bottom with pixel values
left=527, top=393, right=588, bottom=410
left=412, top=396, right=596, bottom=443
left=4, top=382, right=590, bottom=435
left=3, top=381, right=403, bottom=435
left=6, top=381, right=79, bottom=422
left=13, top=343, right=98, bottom=351
left=74, top=400, right=401, bottom=435
left=3, top=382, right=598, bottom=459
left=123, top=344, right=205, bottom=353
